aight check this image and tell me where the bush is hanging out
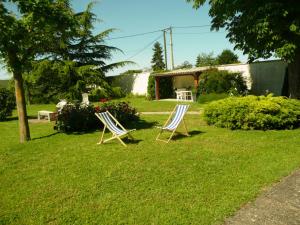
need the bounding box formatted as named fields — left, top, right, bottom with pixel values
left=197, top=93, right=229, bottom=104
left=95, top=101, right=138, bottom=126
left=198, top=69, right=247, bottom=95
left=111, top=87, right=125, bottom=98
left=147, top=74, right=173, bottom=100
left=54, top=103, right=99, bottom=133
left=0, top=88, right=16, bottom=121
left=89, top=88, right=110, bottom=102
left=54, top=101, right=139, bottom=133
left=204, top=95, right=300, bottom=130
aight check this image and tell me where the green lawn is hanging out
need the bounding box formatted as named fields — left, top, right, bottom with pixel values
left=18, top=97, right=203, bottom=119
left=0, top=80, right=9, bottom=89
left=110, top=96, right=204, bottom=112
left=1, top=101, right=300, bottom=224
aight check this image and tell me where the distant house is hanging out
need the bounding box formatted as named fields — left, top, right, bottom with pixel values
left=111, top=60, right=288, bottom=99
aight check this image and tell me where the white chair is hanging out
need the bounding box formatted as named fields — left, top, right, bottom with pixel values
left=95, top=111, right=136, bottom=147
left=156, top=104, right=190, bottom=143
left=56, top=99, right=67, bottom=113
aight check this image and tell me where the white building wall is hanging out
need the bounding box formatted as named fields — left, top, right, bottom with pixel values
left=131, top=72, right=151, bottom=95
left=112, top=60, right=287, bottom=97
left=217, top=64, right=251, bottom=89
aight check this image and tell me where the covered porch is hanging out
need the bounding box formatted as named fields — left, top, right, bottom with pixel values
left=153, top=67, right=210, bottom=101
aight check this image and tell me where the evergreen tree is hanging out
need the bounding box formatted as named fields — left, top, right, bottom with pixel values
left=58, top=2, right=131, bottom=73
left=151, top=42, right=165, bottom=71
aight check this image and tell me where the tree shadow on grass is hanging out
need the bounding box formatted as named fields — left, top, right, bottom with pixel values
left=126, top=118, right=158, bottom=130
left=4, top=116, right=36, bottom=122
left=31, top=132, right=60, bottom=140
left=172, top=130, right=205, bottom=141
left=123, top=136, right=142, bottom=145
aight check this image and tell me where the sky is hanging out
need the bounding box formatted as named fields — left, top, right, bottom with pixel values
left=0, top=0, right=249, bottom=79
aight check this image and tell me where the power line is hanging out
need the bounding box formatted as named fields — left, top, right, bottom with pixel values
left=104, top=29, right=162, bottom=41
left=125, top=34, right=163, bottom=60
left=104, top=25, right=211, bottom=41
left=172, top=25, right=210, bottom=29
left=173, top=31, right=225, bottom=35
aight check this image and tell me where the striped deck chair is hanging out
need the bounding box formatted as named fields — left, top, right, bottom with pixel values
left=95, top=111, right=135, bottom=147
left=156, top=104, right=190, bottom=143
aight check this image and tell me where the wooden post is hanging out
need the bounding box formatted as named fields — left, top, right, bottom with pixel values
left=169, top=27, right=174, bottom=70
left=155, top=77, right=160, bottom=100
left=163, top=30, right=168, bottom=70
left=193, top=73, right=199, bottom=90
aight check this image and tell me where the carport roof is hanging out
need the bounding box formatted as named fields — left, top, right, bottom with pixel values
left=153, top=66, right=212, bottom=77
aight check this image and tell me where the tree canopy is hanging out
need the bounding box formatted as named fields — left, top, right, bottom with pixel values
left=187, top=0, right=300, bottom=98
left=217, top=49, right=239, bottom=65
left=0, top=0, right=132, bottom=142
left=195, top=52, right=217, bottom=67
left=186, top=0, right=300, bottom=62
left=176, top=61, right=193, bottom=69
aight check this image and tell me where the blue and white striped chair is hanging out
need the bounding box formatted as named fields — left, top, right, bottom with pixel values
left=156, top=104, right=190, bottom=143
left=95, top=111, right=135, bottom=147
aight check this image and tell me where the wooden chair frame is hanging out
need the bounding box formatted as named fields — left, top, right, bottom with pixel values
left=95, top=111, right=135, bottom=147
left=156, top=105, right=190, bottom=143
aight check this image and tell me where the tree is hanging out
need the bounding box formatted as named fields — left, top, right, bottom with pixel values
left=23, top=2, right=132, bottom=104
left=151, top=42, right=165, bottom=71
left=195, top=52, right=217, bottom=67
left=176, top=61, right=193, bottom=69
left=0, top=0, right=76, bottom=142
left=217, top=49, right=239, bottom=65
left=186, top=0, right=300, bottom=98
left=62, top=2, right=131, bottom=73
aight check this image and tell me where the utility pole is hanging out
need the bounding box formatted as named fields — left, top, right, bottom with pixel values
left=163, top=29, right=168, bottom=70
left=169, top=26, right=175, bottom=70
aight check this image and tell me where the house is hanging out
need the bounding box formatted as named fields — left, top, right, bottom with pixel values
left=112, top=60, right=288, bottom=99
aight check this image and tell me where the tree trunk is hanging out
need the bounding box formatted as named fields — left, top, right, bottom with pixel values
left=288, top=51, right=300, bottom=99
left=14, top=71, right=31, bottom=142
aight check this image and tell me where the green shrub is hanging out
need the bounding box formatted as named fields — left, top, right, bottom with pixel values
left=197, top=93, right=229, bottom=104
left=54, top=101, right=139, bottom=133
left=147, top=75, right=156, bottom=100
left=147, top=74, right=173, bottom=100
left=89, top=87, right=125, bottom=102
left=111, top=87, right=125, bottom=98
left=54, top=103, right=100, bottom=133
left=89, top=88, right=110, bottom=102
left=0, top=88, right=16, bottom=121
left=204, top=95, right=300, bottom=130
left=95, top=101, right=139, bottom=126
left=198, top=69, right=247, bottom=95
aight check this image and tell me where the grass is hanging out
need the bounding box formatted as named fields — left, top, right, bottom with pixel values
left=111, top=96, right=204, bottom=112
left=1, top=99, right=300, bottom=224
left=197, top=93, right=229, bottom=104
left=0, top=80, right=9, bottom=89
left=18, top=94, right=222, bottom=117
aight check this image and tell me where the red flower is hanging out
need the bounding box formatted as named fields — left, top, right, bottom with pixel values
left=100, top=98, right=108, bottom=103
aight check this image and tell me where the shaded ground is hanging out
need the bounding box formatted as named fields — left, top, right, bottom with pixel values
left=224, top=169, right=300, bottom=225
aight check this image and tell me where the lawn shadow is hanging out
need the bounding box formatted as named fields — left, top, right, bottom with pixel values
left=127, top=118, right=158, bottom=130
left=32, top=132, right=60, bottom=140
left=4, top=116, right=36, bottom=122
left=172, top=130, right=204, bottom=141
left=123, top=137, right=142, bottom=145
